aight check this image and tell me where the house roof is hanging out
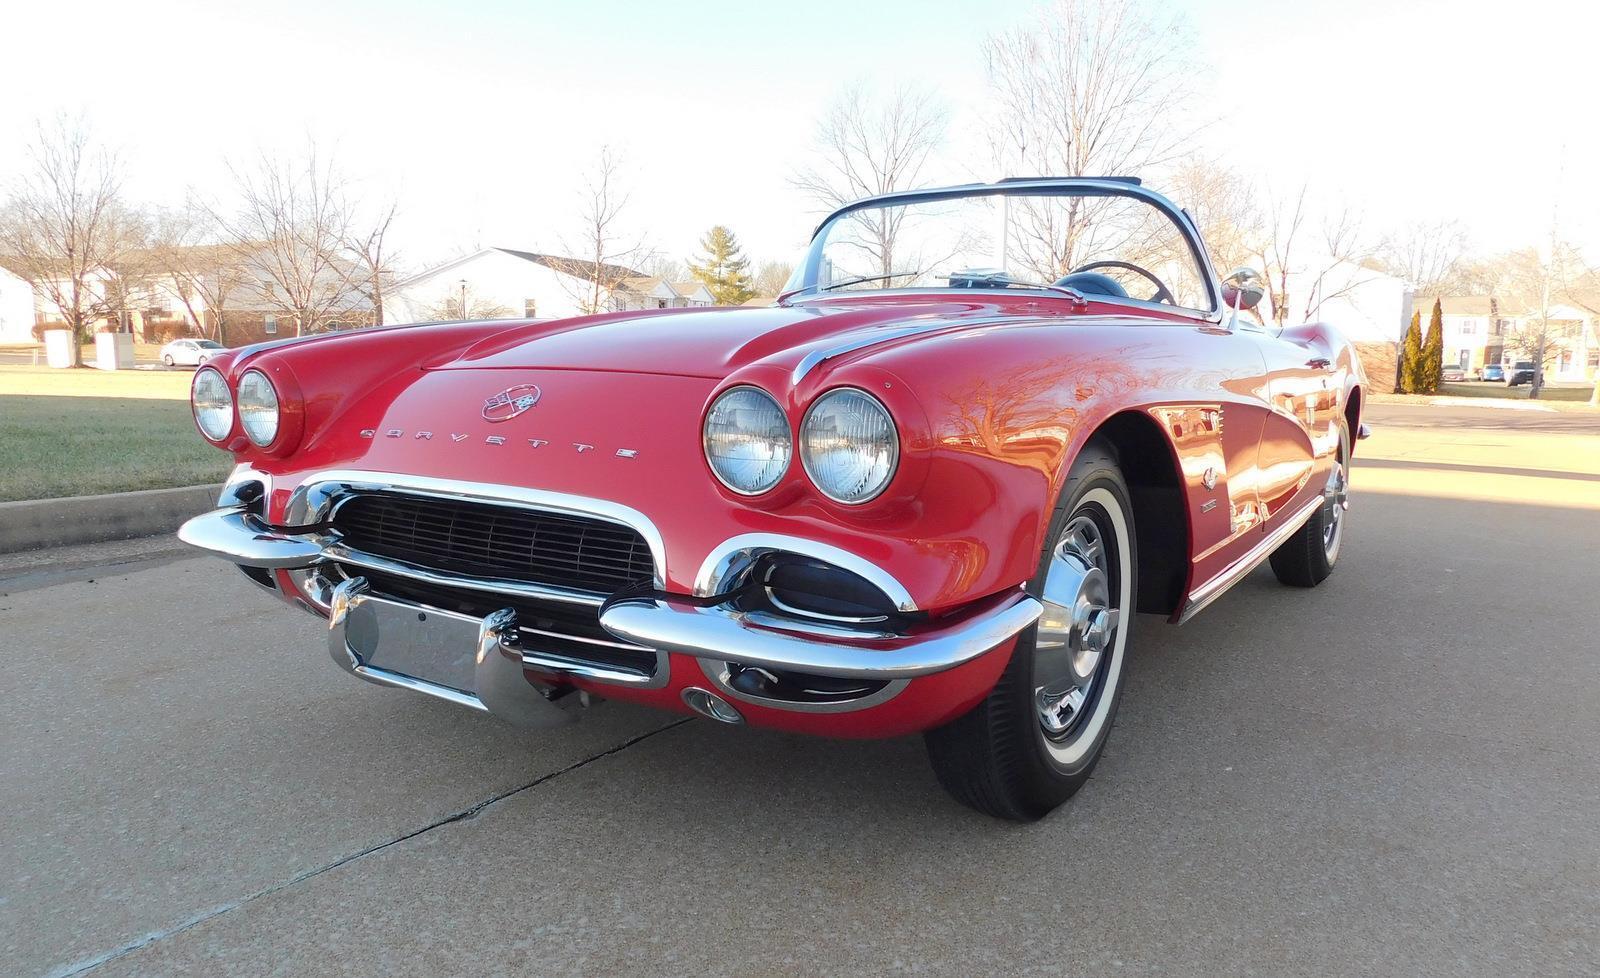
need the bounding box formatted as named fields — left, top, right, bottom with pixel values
left=670, top=280, right=713, bottom=300
left=396, top=248, right=645, bottom=290
left=497, top=249, right=642, bottom=284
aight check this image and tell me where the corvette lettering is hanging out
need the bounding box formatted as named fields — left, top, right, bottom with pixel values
left=358, top=426, right=635, bottom=456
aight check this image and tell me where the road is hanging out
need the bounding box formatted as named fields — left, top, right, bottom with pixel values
left=3, top=402, right=1598, bottom=977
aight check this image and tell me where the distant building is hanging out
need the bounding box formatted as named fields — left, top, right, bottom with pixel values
left=0, top=260, right=37, bottom=344
left=1413, top=294, right=1599, bottom=381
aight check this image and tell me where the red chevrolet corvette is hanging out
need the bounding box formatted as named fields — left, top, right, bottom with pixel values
left=180, top=177, right=1366, bottom=820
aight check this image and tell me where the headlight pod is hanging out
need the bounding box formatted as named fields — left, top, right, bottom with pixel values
left=704, top=386, right=792, bottom=495
left=191, top=367, right=233, bottom=442
left=236, top=369, right=281, bottom=447
left=800, top=388, right=899, bottom=504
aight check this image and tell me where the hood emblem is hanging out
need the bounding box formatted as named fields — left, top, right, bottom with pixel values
left=482, top=384, right=542, bottom=422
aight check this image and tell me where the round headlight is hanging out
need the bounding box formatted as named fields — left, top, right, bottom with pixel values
left=236, top=369, right=281, bottom=447
left=192, top=367, right=233, bottom=441
left=800, top=388, right=899, bottom=504
left=703, top=386, right=792, bottom=495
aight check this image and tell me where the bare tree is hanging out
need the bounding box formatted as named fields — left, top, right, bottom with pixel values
left=1376, top=219, right=1469, bottom=296
left=148, top=203, right=250, bottom=343
left=345, top=197, right=400, bottom=326
left=1253, top=185, right=1374, bottom=327
left=982, top=0, right=1197, bottom=280
left=1501, top=242, right=1589, bottom=398
left=643, top=255, right=687, bottom=283
left=422, top=287, right=513, bottom=323
left=790, top=83, right=947, bottom=276
left=558, top=146, right=650, bottom=315
left=0, top=117, right=146, bottom=366
left=211, top=146, right=362, bottom=336
left=1165, top=160, right=1262, bottom=276
left=753, top=260, right=794, bottom=297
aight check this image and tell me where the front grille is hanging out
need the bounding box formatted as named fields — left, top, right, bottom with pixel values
left=331, top=492, right=654, bottom=594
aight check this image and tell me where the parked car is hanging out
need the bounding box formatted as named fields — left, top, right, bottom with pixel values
left=1507, top=360, right=1537, bottom=386
left=1442, top=364, right=1468, bottom=382
left=177, top=178, right=1366, bottom=821
left=1479, top=363, right=1505, bottom=382
left=160, top=338, right=226, bottom=367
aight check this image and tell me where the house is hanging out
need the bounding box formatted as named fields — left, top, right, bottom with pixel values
left=1413, top=294, right=1599, bottom=381
left=384, top=248, right=638, bottom=325
left=0, top=248, right=375, bottom=347
left=0, top=260, right=36, bottom=344
left=612, top=277, right=715, bottom=311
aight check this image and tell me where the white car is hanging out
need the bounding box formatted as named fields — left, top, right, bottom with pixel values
left=160, top=338, right=226, bottom=367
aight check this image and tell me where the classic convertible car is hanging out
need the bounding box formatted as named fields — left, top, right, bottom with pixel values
left=179, top=177, right=1365, bottom=820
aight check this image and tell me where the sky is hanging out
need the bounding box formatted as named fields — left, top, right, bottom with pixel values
left=2, top=0, right=1595, bottom=277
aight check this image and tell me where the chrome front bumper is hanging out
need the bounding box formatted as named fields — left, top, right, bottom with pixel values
left=180, top=497, right=1043, bottom=720
left=598, top=590, right=1041, bottom=681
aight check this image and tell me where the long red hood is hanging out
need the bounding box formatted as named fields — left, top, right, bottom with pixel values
left=431, top=297, right=1052, bottom=379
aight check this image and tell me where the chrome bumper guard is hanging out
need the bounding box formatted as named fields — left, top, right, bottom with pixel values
left=598, top=590, right=1042, bottom=681
left=328, top=576, right=581, bottom=728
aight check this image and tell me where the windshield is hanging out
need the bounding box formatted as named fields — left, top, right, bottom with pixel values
left=789, top=184, right=1215, bottom=314
left=196, top=340, right=224, bottom=349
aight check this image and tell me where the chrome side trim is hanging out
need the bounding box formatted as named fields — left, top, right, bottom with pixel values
left=283, top=469, right=666, bottom=588
left=600, top=589, right=1040, bottom=681
left=1178, top=495, right=1323, bottom=624
left=693, top=532, right=919, bottom=613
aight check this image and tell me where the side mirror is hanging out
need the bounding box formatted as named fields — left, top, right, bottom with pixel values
left=1220, top=268, right=1265, bottom=312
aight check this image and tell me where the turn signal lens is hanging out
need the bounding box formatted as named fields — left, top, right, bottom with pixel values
left=703, top=386, right=792, bottom=495
left=237, top=370, right=281, bottom=447
left=800, top=388, right=898, bottom=503
left=192, top=367, right=233, bottom=441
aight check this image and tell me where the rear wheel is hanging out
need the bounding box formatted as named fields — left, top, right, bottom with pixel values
left=1269, top=425, right=1349, bottom=587
left=162, top=354, right=175, bottom=367
left=924, top=440, right=1135, bottom=821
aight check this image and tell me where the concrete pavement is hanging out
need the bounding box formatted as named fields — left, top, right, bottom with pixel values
left=2, top=402, right=1597, bottom=976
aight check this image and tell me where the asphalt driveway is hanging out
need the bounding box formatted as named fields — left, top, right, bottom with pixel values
left=2, top=403, right=1597, bottom=976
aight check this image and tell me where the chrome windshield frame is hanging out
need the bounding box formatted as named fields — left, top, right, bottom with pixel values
left=785, top=177, right=1222, bottom=317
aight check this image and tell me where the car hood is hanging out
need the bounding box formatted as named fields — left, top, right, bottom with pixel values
left=429, top=298, right=1049, bottom=380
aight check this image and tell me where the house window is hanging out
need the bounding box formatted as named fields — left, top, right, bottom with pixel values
left=524, top=299, right=537, bottom=318
left=657, top=299, right=668, bottom=309
left=264, top=315, right=278, bottom=335
left=1459, top=321, right=1475, bottom=336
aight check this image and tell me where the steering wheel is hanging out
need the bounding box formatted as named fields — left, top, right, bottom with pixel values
left=1060, top=260, right=1175, bottom=305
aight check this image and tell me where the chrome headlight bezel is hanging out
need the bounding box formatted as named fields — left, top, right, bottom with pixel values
left=799, top=387, right=900, bottom=505
left=236, top=369, right=281, bottom=448
left=191, top=366, right=234, bottom=442
left=702, top=385, right=793, bottom=496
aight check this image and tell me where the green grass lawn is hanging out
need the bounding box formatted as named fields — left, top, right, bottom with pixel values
left=0, top=367, right=232, bottom=501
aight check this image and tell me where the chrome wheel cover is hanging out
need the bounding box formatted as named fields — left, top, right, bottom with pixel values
left=1322, top=446, right=1349, bottom=561
left=1033, top=499, right=1126, bottom=759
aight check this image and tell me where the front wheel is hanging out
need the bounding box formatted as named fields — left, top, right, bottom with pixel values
left=162, top=355, right=175, bottom=367
left=1269, top=425, right=1349, bottom=587
left=924, top=440, right=1136, bottom=821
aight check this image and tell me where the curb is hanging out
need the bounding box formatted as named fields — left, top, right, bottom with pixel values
left=0, top=484, right=223, bottom=554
